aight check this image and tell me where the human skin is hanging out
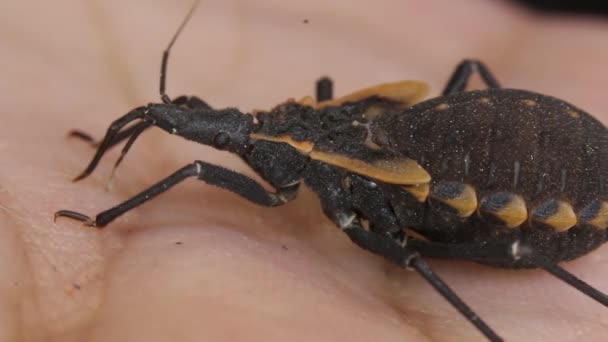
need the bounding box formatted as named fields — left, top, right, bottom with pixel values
left=1, top=0, right=608, bottom=341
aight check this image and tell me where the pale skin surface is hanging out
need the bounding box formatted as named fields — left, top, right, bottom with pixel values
left=2, top=0, right=608, bottom=341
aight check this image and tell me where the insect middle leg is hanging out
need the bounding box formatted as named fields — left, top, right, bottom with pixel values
left=442, top=59, right=501, bottom=95
left=55, top=160, right=299, bottom=227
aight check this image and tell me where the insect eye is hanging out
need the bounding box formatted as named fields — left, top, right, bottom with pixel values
left=212, top=132, right=231, bottom=149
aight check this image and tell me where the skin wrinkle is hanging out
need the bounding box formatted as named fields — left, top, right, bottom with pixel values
left=0, top=208, right=24, bottom=341
left=2, top=0, right=608, bottom=341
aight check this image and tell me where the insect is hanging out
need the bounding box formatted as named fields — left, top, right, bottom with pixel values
left=54, top=2, right=607, bottom=341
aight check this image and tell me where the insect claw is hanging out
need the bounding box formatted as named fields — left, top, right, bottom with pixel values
left=54, top=210, right=96, bottom=227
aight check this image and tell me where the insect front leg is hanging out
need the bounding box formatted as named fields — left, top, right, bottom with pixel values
left=55, top=160, right=299, bottom=227
left=442, top=59, right=501, bottom=95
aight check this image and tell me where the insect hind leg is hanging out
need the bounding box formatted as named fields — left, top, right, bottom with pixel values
left=341, top=218, right=503, bottom=342
left=442, top=59, right=501, bottom=95
left=407, top=239, right=608, bottom=307
left=512, top=242, right=608, bottom=307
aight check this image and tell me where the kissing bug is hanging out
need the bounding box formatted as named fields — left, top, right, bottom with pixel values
left=54, top=2, right=608, bottom=341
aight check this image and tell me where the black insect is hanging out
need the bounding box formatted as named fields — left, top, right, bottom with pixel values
left=54, top=3, right=608, bottom=341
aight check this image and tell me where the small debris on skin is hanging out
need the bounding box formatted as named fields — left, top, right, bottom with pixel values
left=175, top=241, right=183, bottom=245
left=281, top=244, right=288, bottom=251
left=73, top=283, right=81, bottom=290
left=302, top=19, right=309, bottom=24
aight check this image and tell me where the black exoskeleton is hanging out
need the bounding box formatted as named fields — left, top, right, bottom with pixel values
left=55, top=3, right=608, bottom=341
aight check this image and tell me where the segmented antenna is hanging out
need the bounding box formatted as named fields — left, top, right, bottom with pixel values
left=160, top=0, right=201, bottom=104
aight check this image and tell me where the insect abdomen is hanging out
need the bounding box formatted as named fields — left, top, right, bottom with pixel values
left=374, top=89, right=608, bottom=266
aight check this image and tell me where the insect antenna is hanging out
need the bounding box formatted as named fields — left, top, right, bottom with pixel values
left=104, top=1, right=201, bottom=182
left=74, top=1, right=202, bottom=183
left=160, top=0, right=201, bottom=104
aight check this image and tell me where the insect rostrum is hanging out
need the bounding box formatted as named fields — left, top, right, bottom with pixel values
left=54, top=3, right=607, bottom=341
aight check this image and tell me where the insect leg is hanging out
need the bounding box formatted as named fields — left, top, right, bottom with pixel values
left=304, top=164, right=501, bottom=340
left=316, top=77, right=333, bottom=102
left=442, top=59, right=501, bottom=95
left=407, top=239, right=608, bottom=307
left=55, top=160, right=299, bottom=227
left=513, top=244, right=608, bottom=307
left=341, top=219, right=503, bottom=342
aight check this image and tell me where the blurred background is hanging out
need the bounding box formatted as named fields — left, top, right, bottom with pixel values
left=514, top=0, right=608, bottom=16
left=3, top=0, right=608, bottom=115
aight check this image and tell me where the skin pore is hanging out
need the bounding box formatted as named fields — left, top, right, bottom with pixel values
left=1, top=0, right=608, bottom=340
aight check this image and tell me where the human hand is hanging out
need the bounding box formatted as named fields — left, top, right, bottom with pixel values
left=2, top=0, right=608, bottom=340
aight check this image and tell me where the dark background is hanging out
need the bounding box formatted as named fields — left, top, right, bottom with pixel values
left=515, top=0, right=608, bottom=16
